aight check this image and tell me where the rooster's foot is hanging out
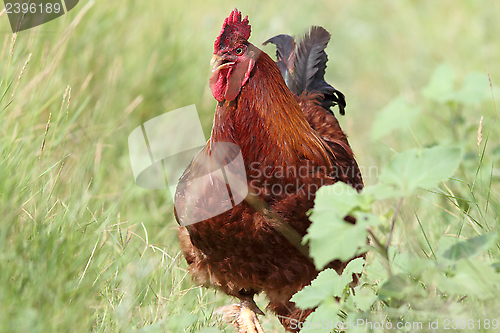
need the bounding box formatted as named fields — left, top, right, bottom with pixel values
left=219, top=299, right=265, bottom=333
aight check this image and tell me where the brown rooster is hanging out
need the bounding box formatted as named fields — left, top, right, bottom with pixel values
left=174, top=9, right=363, bottom=332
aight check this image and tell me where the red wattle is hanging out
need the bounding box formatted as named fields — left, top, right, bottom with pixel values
left=210, top=68, right=230, bottom=102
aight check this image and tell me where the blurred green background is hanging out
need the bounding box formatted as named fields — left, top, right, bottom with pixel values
left=0, top=0, right=499, bottom=332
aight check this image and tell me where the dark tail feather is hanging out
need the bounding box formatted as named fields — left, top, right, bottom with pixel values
left=265, top=26, right=346, bottom=116
left=313, top=83, right=346, bottom=116
left=293, top=26, right=330, bottom=95
left=263, top=34, right=296, bottom=91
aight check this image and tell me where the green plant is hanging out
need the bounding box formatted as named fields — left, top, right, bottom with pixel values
left=292, top=65, right=500, bottom=332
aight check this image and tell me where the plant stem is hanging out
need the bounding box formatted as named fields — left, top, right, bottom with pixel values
left=367, top=227, right=392, bottom=276
left=385, top=198, right=404, bottom=250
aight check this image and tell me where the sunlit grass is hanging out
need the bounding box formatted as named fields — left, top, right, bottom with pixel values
left=0, top=0, right=499, bottom=332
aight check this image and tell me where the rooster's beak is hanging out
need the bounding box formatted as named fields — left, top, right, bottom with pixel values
left=211, top=54, right=234, bottom=73
left=210, top=55, right=222, bottom=67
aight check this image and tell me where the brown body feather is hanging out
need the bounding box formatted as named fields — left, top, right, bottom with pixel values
left=175, top=45, right=363, bottom=331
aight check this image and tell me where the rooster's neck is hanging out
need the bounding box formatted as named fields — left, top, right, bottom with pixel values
left=209, top=50, right=331, bottom=171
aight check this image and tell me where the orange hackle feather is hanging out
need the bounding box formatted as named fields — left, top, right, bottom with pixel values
left=210, top=51, right=335, bottom=177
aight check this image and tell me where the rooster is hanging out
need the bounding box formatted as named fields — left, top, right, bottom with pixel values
left=174, top=9, right=363, bottom=332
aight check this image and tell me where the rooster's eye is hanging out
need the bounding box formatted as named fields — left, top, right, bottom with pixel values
left=234, top=47, right=244, bottom=56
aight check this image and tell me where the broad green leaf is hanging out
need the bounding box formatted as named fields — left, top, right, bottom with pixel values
left=292, top=267, right=356, bottom=310
left=437, top=259, right=500, bottom=300
left=331, top=272, right=355, bottom=297
left=365, top=256, right=388, bottom=281
left=391, top=251, right=434, bottom=276
left=353, top=212, right=380, bottom=228
left=352, top=285, right=377, bottom=312
left=343, top=313, right=383, bottom=333
left=439, top=233, right=498, bottom=262
left=421, top=63, right=456, bottom=103
left=362, top=183, right=400, bottom=200
left=379, top=146, right=462, bottom=196
left=301, top=299, right=341, bottom=332
left=371, top=95, right=420, bottom=140
left=313, top=182, right=368, bottom=217
left=291, top=269, right=339, bottom=309
left=378, top=274, right=416, bottom=301
left=453, top=72, right=491, bottom=105
left=344, top=257, right=366, bottom=275
left=307, top=183, right=374, bottom=269
left=305, top=215, right=368, bottom=269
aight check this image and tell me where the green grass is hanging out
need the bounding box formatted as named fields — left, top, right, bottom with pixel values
left=0, top=0, right=499, bottom=332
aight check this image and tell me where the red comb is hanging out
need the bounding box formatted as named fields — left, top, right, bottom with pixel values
left=214, top=8, right=251, bottom=51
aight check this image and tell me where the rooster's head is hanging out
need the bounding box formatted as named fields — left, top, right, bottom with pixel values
left=210, top=8, right=259, bottom=102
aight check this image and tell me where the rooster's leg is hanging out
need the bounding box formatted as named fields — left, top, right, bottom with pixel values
left=219, top=297, right=265, bottom=333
